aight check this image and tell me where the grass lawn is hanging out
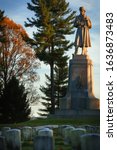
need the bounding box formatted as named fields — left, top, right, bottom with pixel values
left=0, top=117, right=100, bottom=128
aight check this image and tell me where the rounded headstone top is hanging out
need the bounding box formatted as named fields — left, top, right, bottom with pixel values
left=63, top=126, right=75, bottom=136
left=74, top=128, right=86, bottom=132
left=81, top=133, right=100, bottom=138
left=38, top=128, right=53, bottom=137
left=70, top=128, right=86, bottom=137
left=22, top=126, right=32, bottom=129
left=64, top=126, right=75, bottom=130
left=7, top=129, right=20, bottom=132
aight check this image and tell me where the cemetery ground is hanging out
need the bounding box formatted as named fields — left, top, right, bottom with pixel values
left=21, top=129, right=72, bottom=150
left=0, top=117, right=100, bottom=150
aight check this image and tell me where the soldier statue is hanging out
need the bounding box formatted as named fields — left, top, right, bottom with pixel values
left=74, top=6, right=92, bottom=55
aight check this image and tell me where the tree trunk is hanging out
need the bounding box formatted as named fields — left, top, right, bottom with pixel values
left=57, top=90, right=60, bottom=109
left=50, top=61, right=55, bottom=114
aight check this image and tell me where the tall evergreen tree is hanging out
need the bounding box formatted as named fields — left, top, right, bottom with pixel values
left=0, top=77, right=31, bottom=123
left=25, top=0, right=75, bottom=114
left=54, top=54, right=69, bottom=109
left=39, top=74, right=53, bottom=116
left=39, top=52, right=69, bottom=115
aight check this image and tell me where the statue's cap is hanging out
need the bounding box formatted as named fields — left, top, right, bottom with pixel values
left=79, top=6, right=86, bottom=12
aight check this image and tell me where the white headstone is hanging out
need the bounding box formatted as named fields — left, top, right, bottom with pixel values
left=32, top=126, right=49, bottom=138
left=63, top=126, right=75, bottom=145
left=21, top=126, right=32, bottom=141
left=34, top=128, right=54, bottom=150
left=38, top=128, right=53, bottom=137
left=58, top=125, right=71, bottom=136
left=6, top=129, right=21, bottom=150
left=80, top=133, right=100, bottom=150
left=70, top=128, right=86, bottom=149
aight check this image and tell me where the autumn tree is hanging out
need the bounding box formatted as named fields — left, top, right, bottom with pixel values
left=25, top=0, right=75, bottom=114
left=0, top=9, right=5, bottom=44
left=0, top=10, right=5, bottom=94
left=0, top=17, right=39, bottom=89
left=0, top=76, right=31, bottom=123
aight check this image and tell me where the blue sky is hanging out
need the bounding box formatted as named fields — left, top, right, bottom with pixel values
left=0, top=0, right=100, bottom=114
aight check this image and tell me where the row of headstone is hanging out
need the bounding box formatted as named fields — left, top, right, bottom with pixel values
left=0, top=125, right=100, bottom=150
left=0, top=126, right=55, bottom=150
left=21, top=125, right=58, bottom=141
left=59, top=125, right=100, bottom=150
left=59, top=124, right=100, bottom=136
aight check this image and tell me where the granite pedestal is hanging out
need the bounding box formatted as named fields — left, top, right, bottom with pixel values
left=54, top=54, right=100, bottom=118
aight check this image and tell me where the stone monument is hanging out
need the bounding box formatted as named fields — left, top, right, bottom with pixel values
left=55, top=6, right=100, bottom=118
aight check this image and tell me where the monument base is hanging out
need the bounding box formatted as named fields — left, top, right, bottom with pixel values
left=60, top=95, right=99, bottom=110
left=60, top=55, right=100, bottom=110
left=51, top=109, right=100, bottom=118
left=54, top=54, right=100, bottom=118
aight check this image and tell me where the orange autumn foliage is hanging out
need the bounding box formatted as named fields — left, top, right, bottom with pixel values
left=0, top=17, right=39, bottom=87
left=0, top=17, right=28, bottom=36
